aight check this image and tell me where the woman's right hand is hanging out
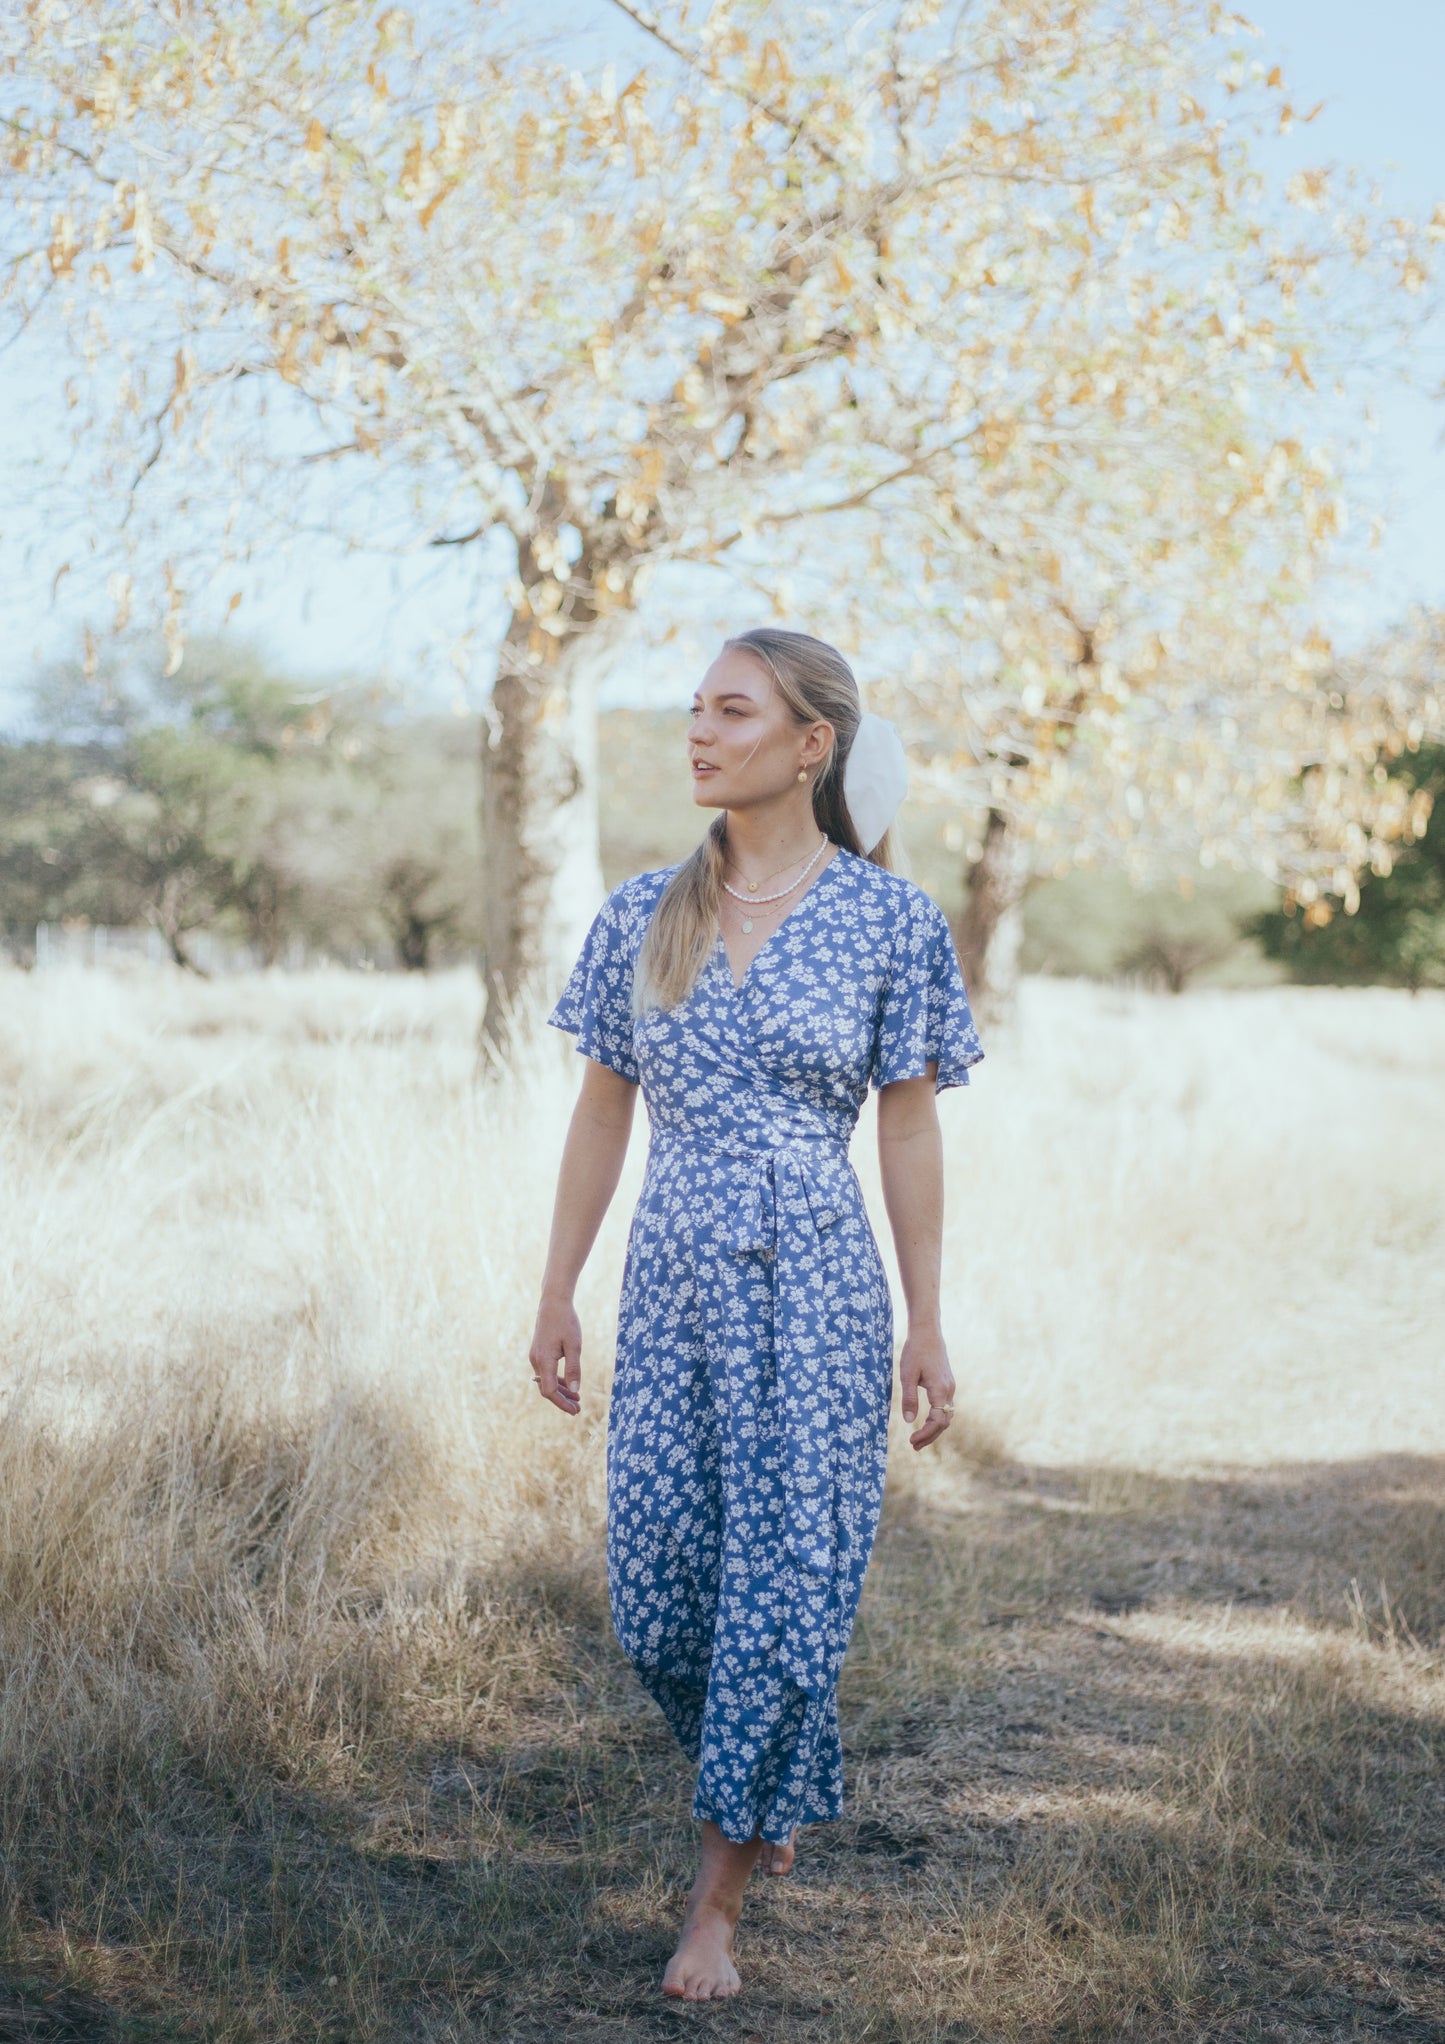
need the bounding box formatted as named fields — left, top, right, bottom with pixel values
left=530, top=1061, right=637, bottom=1419
left=530, top=1294, right=582, bottom=1417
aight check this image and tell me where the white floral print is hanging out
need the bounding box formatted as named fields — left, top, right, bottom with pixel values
left=546, top=844, right=983, bottom=1845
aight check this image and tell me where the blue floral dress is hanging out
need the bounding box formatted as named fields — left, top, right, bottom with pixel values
left=546, top=843, right=983, bottom=1846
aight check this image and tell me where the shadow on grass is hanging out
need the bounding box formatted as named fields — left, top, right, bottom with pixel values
left=2, top=1452, right=1443, bottom=2043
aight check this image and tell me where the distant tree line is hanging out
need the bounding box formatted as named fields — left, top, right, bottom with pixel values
left=3, top=633, right=1440, bottom=991
left=597, top=652, right=1445, bottom=997
left=0, top=635, right=481, bottom=973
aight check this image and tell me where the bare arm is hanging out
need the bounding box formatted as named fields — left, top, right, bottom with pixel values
left=876, top=1062, right=955, bottom=1450
left=530, top=1058, right=639, bottom=1417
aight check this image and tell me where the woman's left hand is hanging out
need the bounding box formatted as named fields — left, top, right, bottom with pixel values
left=898, top=1326, right=955, bottom=1450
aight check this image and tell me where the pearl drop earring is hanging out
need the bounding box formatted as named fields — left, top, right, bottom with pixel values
left=796, top=768, right=807, bottom=782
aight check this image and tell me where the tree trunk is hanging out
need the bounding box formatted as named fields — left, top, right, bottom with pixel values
left=396, top=914, right=431, bottom=972
left=954, top=808, right=1030, bottom=1019
left=479, top=615, right=618, bottom=1059
left=149, top=877, right=210, bottom=977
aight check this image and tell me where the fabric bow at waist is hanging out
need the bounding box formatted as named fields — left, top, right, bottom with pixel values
left=714, top=1134, right=854, bottom=1260
left=652, top=1127, right=860, bottom=1698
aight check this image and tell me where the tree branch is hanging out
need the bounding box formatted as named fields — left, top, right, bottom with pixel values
left=601, top=0, right=843, bottom=171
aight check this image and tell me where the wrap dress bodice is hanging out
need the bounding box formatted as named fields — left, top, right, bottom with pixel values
left=547, top=843, right=983, bottom=1843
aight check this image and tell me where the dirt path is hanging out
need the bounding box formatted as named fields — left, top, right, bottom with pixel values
left=7, top=1450, right=1440, bottom=2043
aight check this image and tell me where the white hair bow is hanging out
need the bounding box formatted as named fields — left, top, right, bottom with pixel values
left=842, top=710, right=909, bottom=854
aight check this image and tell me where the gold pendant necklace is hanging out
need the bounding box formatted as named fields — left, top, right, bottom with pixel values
left=723, top=832, right=828, bottom=907
left=737, top=896, right=790, bottom=935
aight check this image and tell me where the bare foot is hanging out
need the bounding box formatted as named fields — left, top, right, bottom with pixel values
left=662, top=1902, right=741, bottom=2000
left=760, top=1829, right=796, bottom=1877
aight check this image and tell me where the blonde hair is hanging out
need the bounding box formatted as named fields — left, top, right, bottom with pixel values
left=633, top=627, right=896, bottom=1015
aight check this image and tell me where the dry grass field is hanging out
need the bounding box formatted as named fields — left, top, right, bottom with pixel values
left=0, top=964, right=1442, bottom=2042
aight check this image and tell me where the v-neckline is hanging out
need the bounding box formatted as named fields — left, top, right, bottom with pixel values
left=716, top=844, right=848, bottom=996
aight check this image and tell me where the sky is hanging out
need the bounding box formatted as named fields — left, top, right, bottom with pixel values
left=0, top=0, right=1441, bottom=718
left=1243, top=0, right=1445, bottom=637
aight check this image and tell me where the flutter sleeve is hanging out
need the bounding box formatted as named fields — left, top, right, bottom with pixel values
left=870, top=886, right=985, bottom=1093
left=546, top=886, right=641, bottom=1084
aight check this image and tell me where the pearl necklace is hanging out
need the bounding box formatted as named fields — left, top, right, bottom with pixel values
left=721, top=836, right=829, bottom=934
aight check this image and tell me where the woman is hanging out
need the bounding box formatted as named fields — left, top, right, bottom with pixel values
left=530, top=627, right=983, bottom=2002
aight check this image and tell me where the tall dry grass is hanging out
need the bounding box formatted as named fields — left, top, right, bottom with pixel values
left=0, top=964, right=1442, bottom=2039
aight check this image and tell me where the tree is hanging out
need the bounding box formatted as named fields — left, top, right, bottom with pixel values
left=8, top=636, right=362, bottom=967
left=1252, top=786, right=1445, bottom=990
left=3, top=1, right=1438, bottom=1029
left=376, top=855, right=458, bottom=971
left=1019, top=868, right=1278, bottom=988
left=0, top=740, right=132, bottom=958
left=315, top=713, right=483, bottom=967
left=1, top=637, right=487, bottom=969
left=1246, top=615, right=1445, bottom=990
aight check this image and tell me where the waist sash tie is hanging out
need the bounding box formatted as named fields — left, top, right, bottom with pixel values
left=656, top=1127, right=859, bottom=1699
